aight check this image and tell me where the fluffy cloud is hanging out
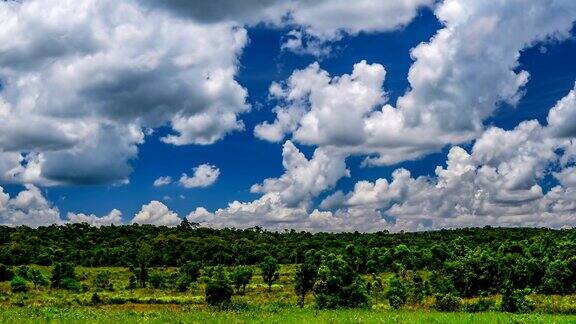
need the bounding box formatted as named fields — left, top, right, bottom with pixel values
left=256, top=0, right=576, bottom=165
left=66, top=209, right=123, bottom=227
left=0, top=184, right=128, bottom=227
left=255, top=61, right=386, bottom=146
left=179, top=164, right=220, bottom=188
left=139, top=0, right=434, bottom=55
left=547, top=83, right=576, bottom=138
left=0, top=0, right=249, bottom=185
left=0, top=185, right=61, bottom=227
left=554, top=167, right=576, bottom=188
left=131, top=200, right=181, bottom=226
left=187, top=140, right=349, bottom=228
left=316, top=91, right=576, bottom=231
left=153, top=176, right=172, bottom=187
left=250, top=141, right=348, bottom=207
left=187, top=84, right=576, bottom=232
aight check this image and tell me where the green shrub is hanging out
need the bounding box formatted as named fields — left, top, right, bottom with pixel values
left=60, top=277, right=82, bottom=292
left=259, top=256, right=280, bottom=292
left=16, top=265, right=30, bottom=280
left=126, top=274, right=137, bottom=290
left=176, top=261, right=202, bottom=292
left=294, top=263, right=317, bottom=308
left=313, top=254, right=368, bottom=309
left=501, top=283, right=534, bottom=313
left=230, top=266, right=253, bottom=295
left=10, top=276, right=29, bottom=293
left=93, top=271, right=113, bottom=291
left=541, top=260, right=573, bottom=295
left=91, top=292, right=102, bottom=305
left=204, top=266, right=232, bottom=306
left=0, top=264, right=14, bottom=282
left=149, top=272, right=165, bottom=289
left=386, top=276, right=407, bottom=309
left=28, top=268, right=48, bottom=287
left=180, top=261, right=201, bottom=282
left=462, top=298, right=496, bottom=312
left=51, top=262, right=77, bottom=289
left=434, top=293, right=461, bottom=311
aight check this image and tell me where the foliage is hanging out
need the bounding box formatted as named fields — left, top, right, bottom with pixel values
left=149, top=272, right=165, bottom=289
left=16, top=265, right=31, bottom=279
left=313, top=254, right=368, bottom=309
left=28, top=268, right=48, bottom=287
left=91, top=292, right=102, bottom=305
left=434, top=293, right=461, bottom=312
left=176, top=261, right=201, bottom=292
left=126, top=274, right=137, bottom=290
left=60, top=277, right=82, bottom=292
left=204, top=266, right=233, bottom=306
left=541, top=259, right=574, bottom=295
left=386, top=276, right=407, bottom=309
left=93, top=270, right=114, bottom=291
left=51, top=262, right=77, bottom=289
left=10, top=276, right=30, bottom=293
left=462, top=298, right=496, bottom=312
left=0, top=225, right=574, bottom=313
left=501, top=282, right=535, bottom=313
left=294, top=263, right=317, bottom=307
left=230, top=266, right=253, bottom=294
left=0, top=263, right=14, bottom=281
left=259, top=256, right=280, bottom=292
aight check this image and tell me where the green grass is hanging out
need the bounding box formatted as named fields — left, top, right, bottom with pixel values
left=2, top=265, right=576, bottom=323
left=1, top=306, right=575, bottom=323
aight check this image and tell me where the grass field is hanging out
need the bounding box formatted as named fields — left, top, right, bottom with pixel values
left=2, top=265, right=576, bottom=323
left=1, top=306, right=576, bottom=323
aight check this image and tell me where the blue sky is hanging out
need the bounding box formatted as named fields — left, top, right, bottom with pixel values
left=1, top=1, right=576, bottom=231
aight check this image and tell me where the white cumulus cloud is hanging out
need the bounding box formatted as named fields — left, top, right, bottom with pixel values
left=131, top=200, right=181, bottom=226
left=179, top=164, right=220, bottom=188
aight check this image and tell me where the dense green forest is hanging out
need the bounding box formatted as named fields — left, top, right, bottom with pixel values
left=1, top=221, right=576, bottom=316
left=2, top=222, right=576, bottom=299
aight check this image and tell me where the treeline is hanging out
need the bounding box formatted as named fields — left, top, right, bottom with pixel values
left=2, top=221, right=573, bottom=268
left=1, top=221, right=575, bottom=312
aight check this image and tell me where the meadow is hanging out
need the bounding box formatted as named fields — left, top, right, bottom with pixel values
left=1, top=265, right=576, bottom=323
left=2, top=226, right=576, bottom=322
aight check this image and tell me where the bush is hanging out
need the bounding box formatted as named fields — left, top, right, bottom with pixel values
left=501, top=286, right=534, bottom=313
left=204, top=266, right=232, bottom=306
left=51, top=262, right=77, bottom=289
left=0, top=264, right=14, bottom=282
left=462, top=298, right=496, bottom=312
left=126, top=274, right=137, bottom=290
left=259, top=256, right=280, bottom=292
left=386, top=276, right=407, bottom=309
left=541, top=260, right=573, bottom=295
left=91, top=292, right=102, bottom=305
left=149, top=272, right=165, bottom=289
left=16, top=265, right=30, bottom=280
left=60, top=277, right=82, bottom=292
left=408, top=272, right=428, bottom=303
left=230, top=266, right=253, bottom=295
left=294, top=263, right=317, bottom=308
left=28, top=268, right=48, bottom=287
left=313, top=254, right=368, bottom=309
left=176, top=261, right=202, bottom=292
left=434, top=293, right=461, bottom=311
left=93, top=271, right=114, bottom=291
left=180, top=261, right=201, bottom=282
left=10, top=276, right=29, bottom=293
